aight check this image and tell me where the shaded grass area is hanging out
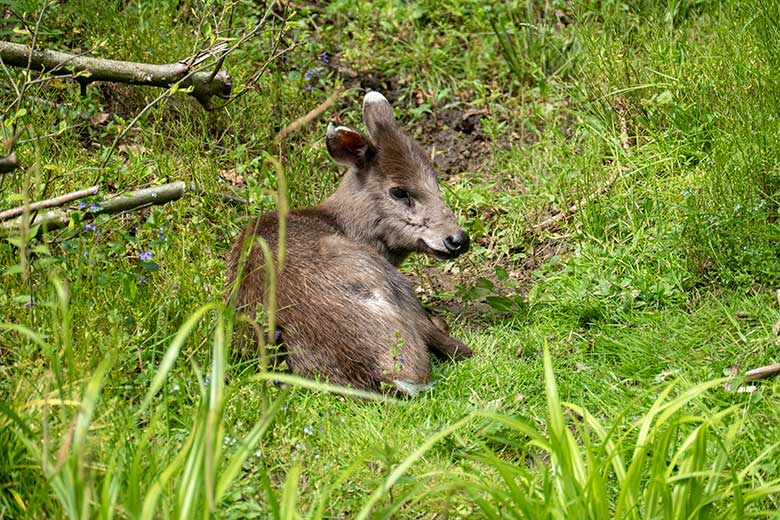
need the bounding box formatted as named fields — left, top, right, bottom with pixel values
left=1, top=0, right=780, bottom=517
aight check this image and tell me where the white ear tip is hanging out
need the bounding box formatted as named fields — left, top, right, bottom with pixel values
left=328, top=124, right=353, bottom=136
left=364, top=91, right=388, bottom=105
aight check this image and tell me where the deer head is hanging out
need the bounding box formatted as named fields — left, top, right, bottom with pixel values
left=323, top=92, right=469, bottom=266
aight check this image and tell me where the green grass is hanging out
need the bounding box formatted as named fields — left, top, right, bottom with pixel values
left=2, top=0, right=780, bottom=517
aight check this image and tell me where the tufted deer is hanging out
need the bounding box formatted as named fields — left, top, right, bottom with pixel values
left=226, top=91, right=473, bottom=396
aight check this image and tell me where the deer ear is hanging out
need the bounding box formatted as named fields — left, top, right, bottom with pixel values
left=326, top=123, right=371, bottom=167
left=362, top=91, right=397, bottom=142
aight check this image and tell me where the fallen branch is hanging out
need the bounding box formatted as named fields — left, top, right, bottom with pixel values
left=0, top=184, right=99, bottom=221
left=0, top=41, right=231, bottom=105
left=217, top=192, right=249, bottom=206
left=745, top=363, right=780, bottom=382
left=0, top=152, right=18, bottom=173
left=1, top=181, right=188, bottom=234
left=274, top=88, right=342, bottom=143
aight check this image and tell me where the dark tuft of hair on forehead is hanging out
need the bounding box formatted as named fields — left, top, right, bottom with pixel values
left=375, top=128, right=436, bottom=183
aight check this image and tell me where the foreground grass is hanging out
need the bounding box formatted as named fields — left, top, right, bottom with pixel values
left=2, top=0, right=780, bottom=517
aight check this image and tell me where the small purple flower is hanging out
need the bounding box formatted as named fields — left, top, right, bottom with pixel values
left=138, top=275, right=147, bottom=285
left=304, top=84, right=313, bottom=91
left=158, top=230, right=165, bottom=240
left=204, top=376, right=210, bottom=387
left=78, top=202, right=87, bottom=210
left=139, top=251, right=153, bottom=261
left=318, top=51, right=330, bottom=63
left=283, top=404, right=290, bottom=411
left=24, top=299, right=34, bottom=308
left=89, top=204, right=100, bottom=211
left=83, top=222, right=98, bottom=236
left=304, top=68, right=319, bottom=81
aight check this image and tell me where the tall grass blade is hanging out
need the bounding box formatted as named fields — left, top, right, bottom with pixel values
left=355, top=414, right=474, bottom=520
left=280, top=463, right=302, bottom=520
left=140, top=303, right=217, bottom=413
left=216, top=394, right=286, bottom=500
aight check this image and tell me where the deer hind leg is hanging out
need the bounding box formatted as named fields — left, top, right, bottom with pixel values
left=423, top=313, right=474, bottom=361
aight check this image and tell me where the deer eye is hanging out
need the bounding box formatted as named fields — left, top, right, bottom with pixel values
left=389, top=187, right=412, bottom=206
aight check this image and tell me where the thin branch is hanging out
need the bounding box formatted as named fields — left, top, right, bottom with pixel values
left=0, top=184, right=99, bottom=221
left=1, top=40, right=104, bottom=122
left=206, top=7, right=295, bottom=110
left=99, top=88, right=170, bottom=170
left=15, top=1, right=49, bottom=125
left=744, top=363, right=780, bottom=381
left=208, top=41, right=298, bottom=111
left=18, top=122, right=87, bottom=145
left=0, top=41, right=232, bottom=105
left=219, top=193, right=249, bottom=206
left=1, top=181, right=188, bottom=234
left=532, top=165, right=624, bottom=232
left=274, top=88, right=341, bottom=143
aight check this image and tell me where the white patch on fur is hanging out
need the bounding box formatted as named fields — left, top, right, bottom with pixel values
left=364, top=91, right=388, bottom=105
left=364, top=289, right=390, bottom=313
left=393, top=379, right=434, bottom=397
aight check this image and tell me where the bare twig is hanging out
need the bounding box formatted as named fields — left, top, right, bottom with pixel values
left=207, top=6, right=295, bottom=110
left=1, top=181, right=188, bottom=234
left=0, top=152, right=19, bottom=173
left=12, top=1, right=50, bottom=127
left=218, top=192, right=249, bottom=206
left=745, top=363, right=780, bottom=382
left=99, top=88, right=170, bottom=170
left=274, top=88, right=341, bottom=143
left=532, top=165, right=625, bottom=232
left=0, top=184, right=99, bottom=221
left=0, top=41, right=232, bottom=104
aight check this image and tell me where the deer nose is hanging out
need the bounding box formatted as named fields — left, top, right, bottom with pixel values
left=444, top=231, right=470, bottom=256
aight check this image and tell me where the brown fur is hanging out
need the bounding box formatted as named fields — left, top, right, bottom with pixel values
left=226, top=92, right=472, bottom=396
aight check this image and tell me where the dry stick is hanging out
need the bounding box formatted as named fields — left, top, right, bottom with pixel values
left=207, top=5, right=296, bottom=111
left=0, top=152, right=18, bottom=173
left=217, top=192, right=249, bottom=206
left=0, top=181, right=188, bottom=234
left=0, top=184, right=99, bottom=221
left=532, top=166, right=623, bottom=231
left=99, top=88, right=170, bottom=170
left=744, top=363, right=780, bottom=382
left=14, top=0, right=49, bottom=117
left=0, top=41, right=232, bottom=105
left=1, top=43, right=103, bottom=122
left=274, top=88, right=342, bottom=143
